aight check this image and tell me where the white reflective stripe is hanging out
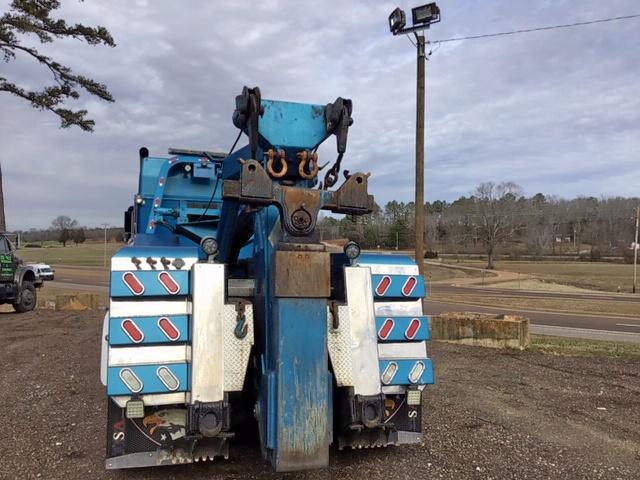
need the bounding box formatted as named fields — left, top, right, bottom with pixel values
left=378, top=341, right=428, bottom=359
left=112, top=393, right=186, bottom=408
left=356, top=262, right=419, bottom=275
left=111, top=257, right=198, bottom=271
left=190, top=263, right=225, bottom=403
left=109, top=299, right=191, bottom=317
left=108, top=345, right=189, bottom=366
left=374, top=299, right=423, bottom=317
left=381, top=385, right=406, bottom=395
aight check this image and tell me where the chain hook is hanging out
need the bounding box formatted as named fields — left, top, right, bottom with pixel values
left=234, top=303, right=248, bottom=339
left=266, top=149, right=288, bottom=178
left=297, top=151, right=319, bottom=180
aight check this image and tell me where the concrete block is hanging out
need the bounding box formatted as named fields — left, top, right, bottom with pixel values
left=431, top=312, right=530, bottom=350
left=55, top=293, right=100, bottom=311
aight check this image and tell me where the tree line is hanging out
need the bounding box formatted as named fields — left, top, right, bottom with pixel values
left=16, top=216, right=124, bottom=247
left=318, top=182, right=639, bottom=268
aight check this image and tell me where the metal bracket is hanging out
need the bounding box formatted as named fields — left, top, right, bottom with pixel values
left=325, top=97, right=353, bottom=155
left=186, top=400, right=231, bottom=438
left=232, top=86, right=263, bottom=159
left=223, top=159, right=373, bottom=236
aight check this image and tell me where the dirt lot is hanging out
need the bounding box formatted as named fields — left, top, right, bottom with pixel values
left=1, top=310, right=639, bottom=480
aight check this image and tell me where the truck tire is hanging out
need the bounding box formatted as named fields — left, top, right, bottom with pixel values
left=13, top=281, right=37, bottom=313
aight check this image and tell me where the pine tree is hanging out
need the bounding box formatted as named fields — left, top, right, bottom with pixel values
left=0, top=0, right=115, bottom=131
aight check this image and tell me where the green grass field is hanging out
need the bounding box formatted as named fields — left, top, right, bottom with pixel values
left=16, top=242, right=122, bottom=267
left=424, top=263, right=489, bottom=282
left=531, top=335, right=640, bottom=358
left=444, top=259, right=636, bottom=293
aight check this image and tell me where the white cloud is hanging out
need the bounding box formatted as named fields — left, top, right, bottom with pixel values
left=1, top=0, right=639, bottom=229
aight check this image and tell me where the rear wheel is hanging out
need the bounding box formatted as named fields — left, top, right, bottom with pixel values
left=13, top=281, right=36, bottom=313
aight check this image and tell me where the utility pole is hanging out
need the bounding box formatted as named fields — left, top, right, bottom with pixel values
left=415, top=33, right=426, bottom=278
left=102, top=223, right=110, bottom=268
left=634, top=206, right=639, bottom=294
left=388, top=3, right=440, bottom=278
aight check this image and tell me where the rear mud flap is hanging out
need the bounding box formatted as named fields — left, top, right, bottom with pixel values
left=106, top=398, right=229, bottom=468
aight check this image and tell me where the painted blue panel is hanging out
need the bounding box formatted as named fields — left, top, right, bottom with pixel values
left=107, top=363, right=189, bottom=395
left=110, top=270, right=190, bottom=297
left=112, top=246, right=198, bottom=262
left=358, top=253, right=416, bottom=266
left=375, top=316, right=430, bottom=342
left=371, top=274, right=426, bottom=299
left=108, top=315, right=190, bottom=345
left=259, top=100, right=328, bottom=149
left=271, top=298, right=330, bottom=470
left=379, top=358, right=434, bottom=386
left=139, top=157, right=166, bottom=195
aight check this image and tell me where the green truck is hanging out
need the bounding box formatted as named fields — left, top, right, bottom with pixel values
left=0, top=233, right=40, bottom=312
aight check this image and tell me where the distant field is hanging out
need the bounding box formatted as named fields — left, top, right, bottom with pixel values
left=424, top=263, right=488, bottom=282
left=443, top=259, right=636, bottom=293
left=16, top=242, right=122, bottom=267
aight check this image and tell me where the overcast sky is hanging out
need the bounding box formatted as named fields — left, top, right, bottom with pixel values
left=1, top=0, right=639, bottom=230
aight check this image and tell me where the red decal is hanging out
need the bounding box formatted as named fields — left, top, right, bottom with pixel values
left=405, top=318, right=421, bottom=340
left=121, top=319, right=144, bottom=343
left=122, top=272, right=145, bottom=295
left=375, top=276, right=392, bottom=296
left=158, top=317, right=180, bottom=341
left=402, top=276, right=417, bottom=296
left=158, top=271, right=180, bottom=295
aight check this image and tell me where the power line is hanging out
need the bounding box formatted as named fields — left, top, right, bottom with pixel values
left=429, top=13, right=640, bottom=45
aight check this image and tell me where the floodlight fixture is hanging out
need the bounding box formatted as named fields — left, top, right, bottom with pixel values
left=412, top=3, right=441, bottom=27
left=388, top=3, right=441, bottom=35
left=388, top=7, right=406, bottom=34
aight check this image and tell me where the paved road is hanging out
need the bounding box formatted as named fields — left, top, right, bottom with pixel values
left=430, top=283, right=640, bottom=303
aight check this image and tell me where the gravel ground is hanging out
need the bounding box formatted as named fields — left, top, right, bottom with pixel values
left=1, top=310, right=639, bottom=480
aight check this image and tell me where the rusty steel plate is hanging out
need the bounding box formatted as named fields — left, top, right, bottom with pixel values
left=274, top=250, right=330, bottom=298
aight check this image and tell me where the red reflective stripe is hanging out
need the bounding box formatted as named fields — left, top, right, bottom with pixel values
left=378, top=318, right=395, bottom=340
left=405, top=318, right=421, bottom=340
left=159, top=176, right=165, bottom=186
left=154, top=197, right=160, bottom=207
left=158, top=317, right=180, bottom=341
left=158, top=271, right=180, bottom=295
left=375, top=276, right=392, bottom=296
left=122, top=272, right=145, bottom=295
left=402, top=276, right=417, bottom=296
left=121, top=319, right=144, bottom=343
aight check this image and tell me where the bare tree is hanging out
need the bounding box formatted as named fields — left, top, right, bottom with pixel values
left=473, top=181, right=525, bottom=269
left=0, top=0, right=115, bottom=131
left=51, top=215, right=77, bottom=247
left=51, top=215, right=76, bottom=231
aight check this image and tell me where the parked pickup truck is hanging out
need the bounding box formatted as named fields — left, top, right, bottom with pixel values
left=27, top=263, right=55, bottom=281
